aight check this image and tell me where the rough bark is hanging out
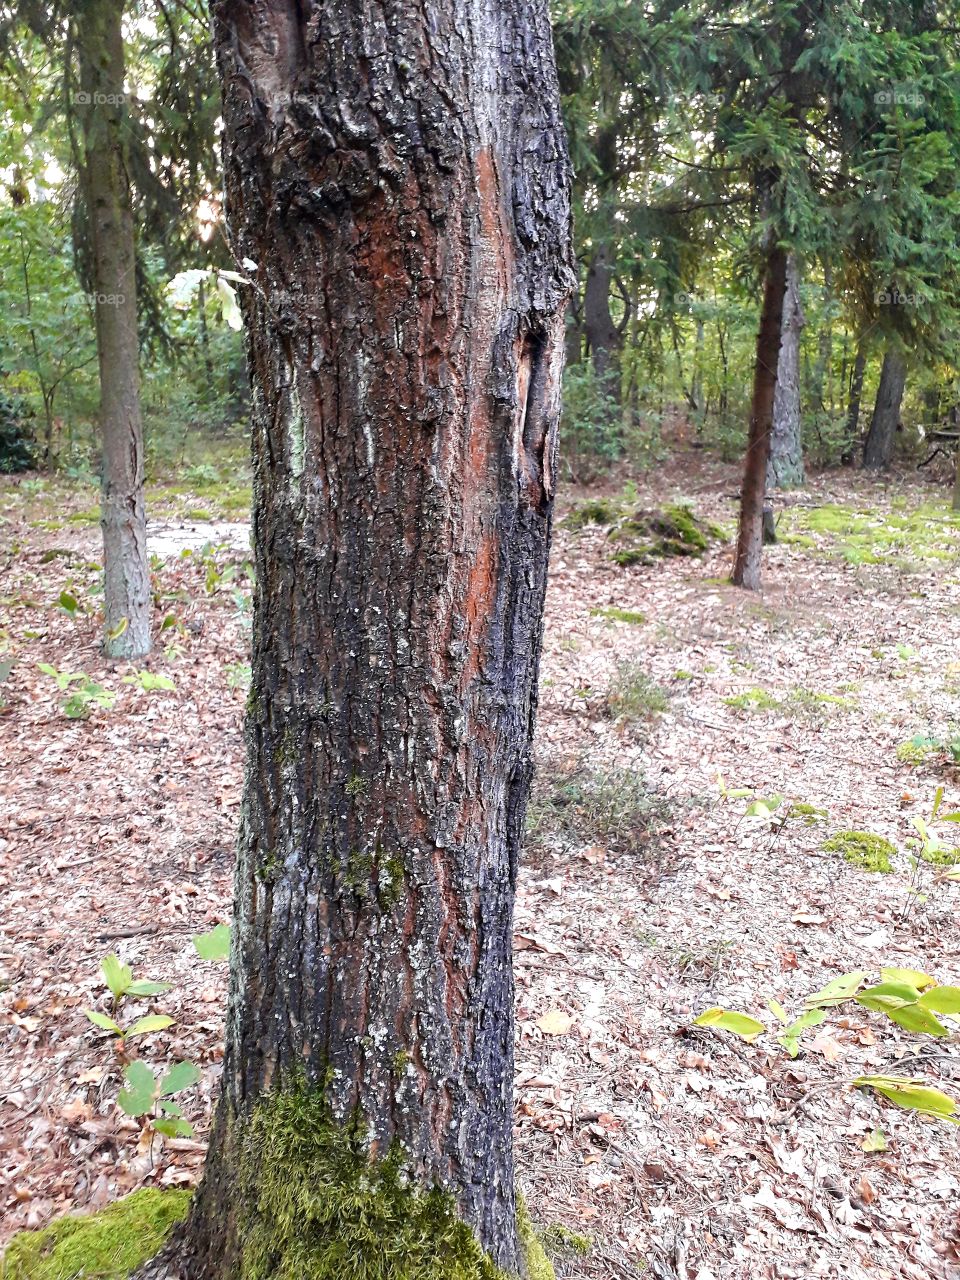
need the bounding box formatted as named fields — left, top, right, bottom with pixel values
left=75, top=0, right=152, bottom=658
left=163, top=2, right=573, bottom=1277
left=583, top=242, right=621, bottom=401
left=863, top=348, right=907, bottom=470
left=843, top=341, right=867, bottom=462
left=733, top=245, right=788, bottom=590
left=766, top=255, right=805, bottom=490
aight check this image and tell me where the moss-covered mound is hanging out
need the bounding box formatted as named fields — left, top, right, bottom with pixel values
left=562, top=496, right=724, bottom=567
left=823, top=830, right=896, bottom=873
left=608, top=505, right=723, bottom=567
left=0, top=1188, right=191, bottom=1280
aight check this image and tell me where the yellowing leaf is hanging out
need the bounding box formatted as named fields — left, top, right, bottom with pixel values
left=880, top=968, right=936, bottom=992
left=693, top=1008, right=765, bottom=1039
left=855, top=1075, right=960, bottom=1123
left=861, top=1128, right=887, bottom=1152
left=536, top=1009, right=574, bottom=1036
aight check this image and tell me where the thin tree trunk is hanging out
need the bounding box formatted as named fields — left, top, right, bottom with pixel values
left=583, top=242, right=621, bottom=401
left=863, top=348, right=907, bottom=470
left=767, top=254, right=805, bottom=489
left=152, top=2, right=573, bottom=1277
left=75, top=0, right=152, bottom=658
left=733, top=245, right=789, bottom=589
left=843, top=341, right=867, bottom=463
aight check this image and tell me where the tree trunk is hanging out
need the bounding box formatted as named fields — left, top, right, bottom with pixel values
left=75, top=0, right=152, bottom=658
left=863, top=348, right=907, bottom=470
left=583, top=242, right=621, bottom=401
left=766, top=255, right=805, bottom=489
left=157, top=3, right=573, bottom=1277
left=732, top=245, right=788, bottom=589
left=843, top=341, right=867, bottom=462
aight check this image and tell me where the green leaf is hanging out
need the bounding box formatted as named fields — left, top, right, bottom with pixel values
left=855, top=982, right=922, bottom=1012
left=157, top=1100, right=184, bottom=1116
left=693, top=1007, right=765, bottom=1039
left=932, top=786, right=945, bottom=820
left=940, top=812, right=960, bottom=823
left=159, top=1061, right=201, bottom=1097
left=880, top=968, right=935, bottom=991
left=106, top=617, right=129, bottom=641
left=883, top=1003, right=949, bottom=1036
left=777, top=1008, right=826, bottom=1058
left=153, top=1117, right=194, bottom=1139
left=193, top=924, right=231, bottom=962
left=918, top=986, right=960, bottom=1015
left=100, top=954, right=132, bottom=999
left=117, top=1060, right=156, bottom=1117
left=127, top=1014, right=174, bottom=1037
left=125, top=979, right=173, bottom=997
left=84, top=1009, right=123, bottom=1036
left=861, top=1128, right=887, bottom=1152
left=855, top=1075, right=959, bottom=1123
left=58, top=590, right=78, bottom=614
left=805, top=971, right=867, bottom=1008
left=767, top=998, right=788, bottom=1024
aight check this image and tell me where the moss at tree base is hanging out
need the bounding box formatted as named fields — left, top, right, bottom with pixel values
left=0, top=1189, right=191, bottom=1280
left=0, top=1092, right=560, bottom=1280
left=188, top=1086, right=556, bottom=1280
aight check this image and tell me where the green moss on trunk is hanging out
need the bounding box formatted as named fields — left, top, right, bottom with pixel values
left=204, top=1085, right=554, bottom=1280
left=0, top=1189, right=191, bottom=1280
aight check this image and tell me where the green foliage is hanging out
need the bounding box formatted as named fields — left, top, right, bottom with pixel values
left=83, top=954, right=174, bottom=1041
left=193, top=924, right=231, bottom=962
left=527, top=763, right=662, bottom=855
left=122, top=670, right=176, bottom=693
left=228, top=1085, right=554, bottom=1280
left=695, top=967, right=960, bottom=1122
left=606, top=661, right=669, bottom=721
left=0, top=1189, right=191, bottom=1280
left=822, top=830, right=896, bottom=873
left=117, top=1058, right=200, bottom=1138
left=37, top=664, right=116, bottom=720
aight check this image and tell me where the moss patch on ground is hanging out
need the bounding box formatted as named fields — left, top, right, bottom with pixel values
left=780, top=501, right=960, bottom=567
left=0, top=1188, right=191, bottom=1280
left=822, top=830, right=896, bottom=873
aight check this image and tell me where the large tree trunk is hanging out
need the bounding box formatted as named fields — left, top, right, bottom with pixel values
left=766, top=255, right=805, bottom=490
left=583, top=242, right=621, bottom=401
left=733, top=245, right=788, bottom=589
left=157, top=3, right=572, bottom=1278
left=842, top=341, right=868, bottom=462
left=863, top=348, right=907, bottom=470
left=75, top=0, right=152, bottom=659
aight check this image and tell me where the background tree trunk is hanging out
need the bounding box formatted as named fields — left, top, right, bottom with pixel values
left=863, top=348, right=907, bottom=470
left=733, top=245, right=788, bottom=589
left=164, top=2, right=573, bottom=1277
left=583, top=242, right=621, bottom=401
left=767, top=255, right=805, bottom=489
left=75, top=0, right=152, bottom=658
left=843, top=341, right=867, bottom=462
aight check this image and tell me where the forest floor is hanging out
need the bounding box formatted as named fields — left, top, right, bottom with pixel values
left=2, top=448, right=960, bottom=1279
